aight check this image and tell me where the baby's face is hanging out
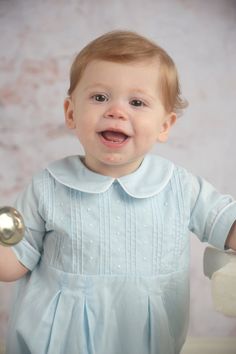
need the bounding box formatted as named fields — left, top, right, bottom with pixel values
left=64, top=60, right=176, bottom=177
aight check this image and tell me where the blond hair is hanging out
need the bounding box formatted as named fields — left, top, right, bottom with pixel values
left=68, top=30, right=187, bottom=115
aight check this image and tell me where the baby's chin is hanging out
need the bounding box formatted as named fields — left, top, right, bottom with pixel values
left=96, top=154, right=143, bottom=177
left=102, top=153, right=124, bottom=164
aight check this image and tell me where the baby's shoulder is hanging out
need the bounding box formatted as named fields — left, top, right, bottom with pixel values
left=148, top=154, right=193, bottom=186
left=31, top=155, right=80, bottom=184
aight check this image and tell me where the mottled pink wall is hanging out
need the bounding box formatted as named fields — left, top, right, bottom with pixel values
left=1, top=0, right=236, bottom=345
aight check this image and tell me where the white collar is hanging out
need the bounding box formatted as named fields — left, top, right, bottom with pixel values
left=47, top=154, right=174, bottom=198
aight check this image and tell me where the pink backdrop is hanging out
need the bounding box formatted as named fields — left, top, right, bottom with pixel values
left=1, top=0, right=236, bottom=344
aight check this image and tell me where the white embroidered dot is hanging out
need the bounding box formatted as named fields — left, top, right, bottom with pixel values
left=117, top=264, right=121, bottom=268
left=87, top=208, right=91, bottom=212
left=89, top=240, right=93, bottom=244
left=116, top=216, right=121, bottom=220
left=143, top=257, right=147, bottom=261
left=90, top=256, right=94, bottom=260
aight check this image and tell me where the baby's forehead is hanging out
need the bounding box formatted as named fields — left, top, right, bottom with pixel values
left=78, top=59, right=162, bottom=89
left=82, top=58, right=161, bottom=79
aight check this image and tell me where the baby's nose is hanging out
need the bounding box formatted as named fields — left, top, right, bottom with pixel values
left=104, top=104, right=128, bottom=120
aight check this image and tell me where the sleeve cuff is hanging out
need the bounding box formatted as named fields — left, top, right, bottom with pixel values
left=12, top=238, right=41, bottom=271
left=209, top=201, right=236, bottom=250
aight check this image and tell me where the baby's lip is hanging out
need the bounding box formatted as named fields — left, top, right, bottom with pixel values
left=97, top=128, right=132, bottom=145
left=97, top=128, right=131, bottom=137
left=99, top=130, right=130, bottom=144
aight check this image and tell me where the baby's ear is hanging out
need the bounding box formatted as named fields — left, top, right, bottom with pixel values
left=64, top=97, right=76, bottom=129
left=158, top=113, right=176, bottom=143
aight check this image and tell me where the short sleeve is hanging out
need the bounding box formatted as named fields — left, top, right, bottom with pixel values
left=188, top=174, right=236, bottom=250
left=12, top=173, right=46, bottom=271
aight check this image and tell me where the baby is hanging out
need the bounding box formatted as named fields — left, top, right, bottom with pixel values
left=0, top=30, right=236, bottom=354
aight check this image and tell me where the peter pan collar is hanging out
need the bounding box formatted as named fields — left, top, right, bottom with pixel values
left=47, top=154, right=174, bottom=198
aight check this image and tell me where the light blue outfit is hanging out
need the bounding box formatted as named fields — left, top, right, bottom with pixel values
left=7, top=154, right=236, bottom=354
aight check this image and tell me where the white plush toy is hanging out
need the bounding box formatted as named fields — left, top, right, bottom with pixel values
left=204, top=246, right=236, bottom=317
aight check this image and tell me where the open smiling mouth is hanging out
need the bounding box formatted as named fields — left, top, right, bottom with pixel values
left=99, top=130, right=130, bottom=144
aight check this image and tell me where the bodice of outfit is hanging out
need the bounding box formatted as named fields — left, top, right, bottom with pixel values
left=7, top=154, right=236, bottom=354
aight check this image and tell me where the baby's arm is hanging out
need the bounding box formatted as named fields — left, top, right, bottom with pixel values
left=0, top=245, right=29, bottom=282
left=225, top=221, right=236, bottom=250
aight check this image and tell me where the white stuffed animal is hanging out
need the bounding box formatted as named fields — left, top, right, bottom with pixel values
left=204, top=246, right=236, bottom=317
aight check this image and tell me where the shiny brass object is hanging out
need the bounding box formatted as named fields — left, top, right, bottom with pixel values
left=0, top=206, right=25, bottom=246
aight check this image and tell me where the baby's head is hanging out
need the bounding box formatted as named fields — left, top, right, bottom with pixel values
left=67, top=30, right=187, bottom=115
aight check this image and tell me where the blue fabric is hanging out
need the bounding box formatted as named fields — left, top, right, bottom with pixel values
left=7, top=154, right=236, bottom=354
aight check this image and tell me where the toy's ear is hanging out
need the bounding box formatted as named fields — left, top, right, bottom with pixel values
left=64, top=97, right=76, bottom=129
left=158, top=113, right=176, bottom=143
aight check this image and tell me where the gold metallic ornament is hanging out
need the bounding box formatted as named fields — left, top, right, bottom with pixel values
left=0, top=206, right=25, bottom=246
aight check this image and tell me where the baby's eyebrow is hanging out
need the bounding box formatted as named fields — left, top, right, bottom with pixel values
left=84, top=83, right=110, bottom=91
left=131, top=89, right=156, bottom=101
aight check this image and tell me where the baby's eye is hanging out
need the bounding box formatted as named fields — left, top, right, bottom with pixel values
left=130, top=99, right=146, bottom=107
left=91, top=94, right=108, bottom=102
